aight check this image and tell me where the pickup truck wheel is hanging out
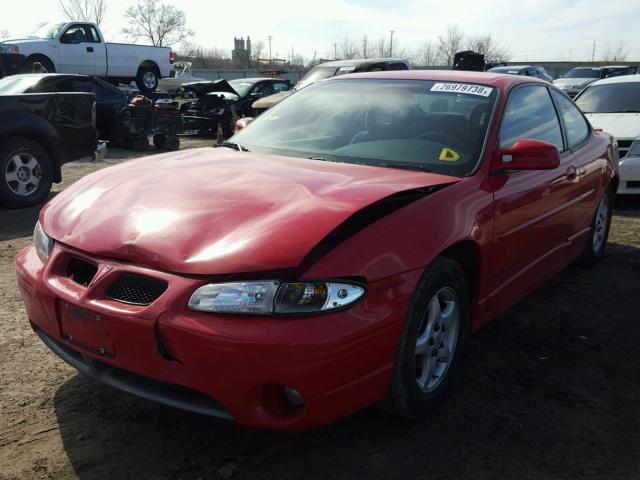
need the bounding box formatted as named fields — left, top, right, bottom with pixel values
left=0, top=138, right=52, bottom=209
left=21, top=56, right=55, bottom=74
left=136, top=67, right=159, bottom=92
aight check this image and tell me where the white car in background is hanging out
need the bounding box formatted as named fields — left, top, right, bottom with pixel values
left=575, top=74, right=640, bottom=195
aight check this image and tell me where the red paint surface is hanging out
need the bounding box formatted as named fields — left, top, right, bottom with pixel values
left=17, top=71, right=619, bottom=429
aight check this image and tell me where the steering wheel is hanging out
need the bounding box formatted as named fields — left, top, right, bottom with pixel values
left=415, top=131, right=467, bottom=152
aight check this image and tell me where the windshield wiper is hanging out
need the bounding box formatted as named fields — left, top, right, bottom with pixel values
left=217, top=141, right=250, bottom=152
left=379, top=162, right=432, bottom=173
left=608, top=110, right=640, bottom=113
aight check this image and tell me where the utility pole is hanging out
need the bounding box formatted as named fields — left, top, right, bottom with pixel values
left=334, top=43, right=337, bottom=60
left=389, top=30, right=394, bottom=57
left=362, top=35, right=368, bottom=58
left=591, top=40, right=596, bottom=62
left=268, top=35, right=273, bottom=63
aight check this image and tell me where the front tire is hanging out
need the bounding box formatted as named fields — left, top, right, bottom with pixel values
left=0, top=138, right=53, bottom=209
left=577, top=186, right=614, bottom=266
left=21, top=55, right=55, bottom=74
left=382, top=256, right=470, bottom=419
left=136, top=67, right=159, bottom=92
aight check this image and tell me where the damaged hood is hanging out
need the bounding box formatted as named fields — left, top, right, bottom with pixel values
left=41, top=148, right=459, bottom=275
left=180, top=79, right=239, bottom=97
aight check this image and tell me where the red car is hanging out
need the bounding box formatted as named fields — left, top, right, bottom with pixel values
left=16, top=71, right=618, bottom=430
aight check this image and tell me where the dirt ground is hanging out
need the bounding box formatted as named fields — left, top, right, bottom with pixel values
left=1, top=139, right=639, bottom=480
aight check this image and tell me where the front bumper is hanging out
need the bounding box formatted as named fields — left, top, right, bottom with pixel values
left=618, top=155, right=640, bottom=195
left=16, top=243, right=416, bottom=429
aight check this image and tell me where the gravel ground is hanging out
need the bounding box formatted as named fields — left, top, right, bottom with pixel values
left=1, top=140, right=639, bottom=480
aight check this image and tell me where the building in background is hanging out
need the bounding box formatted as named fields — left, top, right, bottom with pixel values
left=232, top=37, right=252, bottom=68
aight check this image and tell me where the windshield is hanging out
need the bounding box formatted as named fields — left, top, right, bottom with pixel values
left=564, top=68, right=600, bottom=79
left=576, top=83, right=640, bottom=113
left=295, top=66, right=340, bottom=90
left=28, top=22, right=65, bottom=39
left=0, top=75, right=46, bottom=94
left=232, top=79, right=498, bottom=177
left=228, top=80, right=253, bottom=97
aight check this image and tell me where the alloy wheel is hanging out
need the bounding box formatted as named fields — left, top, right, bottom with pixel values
left=4, top=153, right=41, bottom=197
left=414, top=286, right=460, bottom=393
left=593, top=194, right=609, bottom=252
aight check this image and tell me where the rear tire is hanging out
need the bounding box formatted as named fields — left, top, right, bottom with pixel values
left=136, top=67, right=159, bottom=92
left=577, top=186, right=614, bottom=267
left=0, top=138, right=53, bottom=209
left=381, top=256, right=470, bottom=419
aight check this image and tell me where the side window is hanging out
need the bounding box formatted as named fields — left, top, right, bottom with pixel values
left=272, top=82, right=289, bottom=93
left=60, top=25, right=88, bottom=44
left=251, top=83, right=274, bottom=98
left=386, top=63, right=409, bottom=71
left=85, top=26, right=101, bottom=43
left=551, top=90, right=589, bottom=148
left=499, top=85, right=564, bottom=151
left=70, top=80, right=92, bottom=92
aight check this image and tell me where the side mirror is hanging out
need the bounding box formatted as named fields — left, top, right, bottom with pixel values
left=494, top=139, right=560, bottom=171
left=235, top=117, right=254, bottom=133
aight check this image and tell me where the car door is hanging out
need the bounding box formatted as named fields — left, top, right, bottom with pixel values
left=58, top=24, right=96, bottom=75
left=550, top=89, right=601, bottom=237
left=488, top=84, right=577, bottom=312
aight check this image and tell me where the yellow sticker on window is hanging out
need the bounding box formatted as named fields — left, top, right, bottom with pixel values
left=439, top=147, right=460, bottom=162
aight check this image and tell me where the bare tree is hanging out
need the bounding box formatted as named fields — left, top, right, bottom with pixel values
left=373, top=37, right=388, bottom=58
left=410, top=41, right=441, bottom=66
left=437, top=24, right=464, bottom=67
left=465, top=34, right=510, bottom=62
left=252, top=40, right=265, bottom=63
left=338, top=37, right=360, bottom=59
left=123, top=0, right=193, bottom=47
left=602, top=40, right=628, bottom=62
left=0, top=29, right=9, bottom=40
left=176, top=42, right=232, bottom=68
left=59, top=0, right=106, bottom=25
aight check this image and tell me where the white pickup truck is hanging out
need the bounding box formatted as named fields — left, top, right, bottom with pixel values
left=0, top=22, right=174, bottom=92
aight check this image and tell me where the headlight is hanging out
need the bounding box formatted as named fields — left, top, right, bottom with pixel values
left=188, top=280, right=365, bottom=315
left=626, top=140, right=640, bottom=157
left=33, top=221, right=54, bottom=262
left=0, top=44, right=19, bottom=54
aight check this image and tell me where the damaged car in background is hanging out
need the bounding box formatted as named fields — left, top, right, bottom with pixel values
left=178, top=77, right=290, bottom=135
left=0, top=73, right=184, bottom=150
left=17, top=71, right=617, bottom=429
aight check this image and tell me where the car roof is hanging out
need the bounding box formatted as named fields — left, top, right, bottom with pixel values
left=8, top=73, right=91, bottom=80
left=331, top=69, right=546, bottom=89
left=570, top=65, right=631, bottom=71
left=313, top=58, right=409, bottom=68
left=586, top=73, right=640, bottom=86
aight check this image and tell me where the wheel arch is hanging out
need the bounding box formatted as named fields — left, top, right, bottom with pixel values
left=23, top=54, right=57, bottom=73
left=138, top=60, right=160, bottom=76
left=438, top=240, right=481, bottom=306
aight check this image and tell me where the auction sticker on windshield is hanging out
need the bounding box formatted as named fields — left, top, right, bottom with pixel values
left=431, top=83, right=493, bottom=97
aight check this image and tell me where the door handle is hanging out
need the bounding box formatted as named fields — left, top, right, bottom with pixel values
left=86, top=46, right=94, bottom=53
left=566, top=166, right=577, bottom=181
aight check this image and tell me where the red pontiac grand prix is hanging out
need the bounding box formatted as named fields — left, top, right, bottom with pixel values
left=16, top=71, right=618, bottom=429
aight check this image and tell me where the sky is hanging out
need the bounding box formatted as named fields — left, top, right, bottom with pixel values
left=1, top=0, right=638, bottom=62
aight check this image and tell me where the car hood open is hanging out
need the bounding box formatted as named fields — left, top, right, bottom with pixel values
left=41, top=148, right=460, bottom=275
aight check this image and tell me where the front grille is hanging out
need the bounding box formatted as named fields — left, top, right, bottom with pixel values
left=617, top=139, right=633, bottom=159
left=106, top=274, right=168, bottom=306
left=66, top=258, right=98, bottom=287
